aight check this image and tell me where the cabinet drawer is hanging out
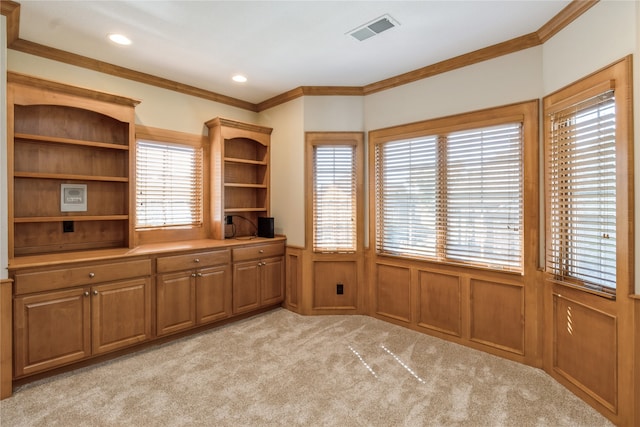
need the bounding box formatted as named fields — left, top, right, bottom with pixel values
left=156, top=249, right=230, bottom=273
left=14, top=259, right=152, bottom=295
left=232, top=243, right=285, bottom=262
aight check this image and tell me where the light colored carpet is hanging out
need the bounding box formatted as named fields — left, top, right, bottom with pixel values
left=0, top=308, right=612, bottom=426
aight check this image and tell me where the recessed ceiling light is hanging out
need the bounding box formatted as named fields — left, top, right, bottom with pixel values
left=108, top=34, right=132, bottom=46
left=232, top=75, right=247, bottom=83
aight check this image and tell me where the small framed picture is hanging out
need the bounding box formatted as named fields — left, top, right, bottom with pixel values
left=61, top=184, right=87, bottom=212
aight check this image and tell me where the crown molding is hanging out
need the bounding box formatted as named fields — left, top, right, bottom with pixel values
left=3, top=0, right=599, bottom=113
left=256, top=86, right=363, bottom=111
left=537, top=0, right=598, bottom=43
left=363, top=32, right=541, bottom=96
left=1, top=0, right=20, bottom=45
left=8, top=38, right=258, bottom=112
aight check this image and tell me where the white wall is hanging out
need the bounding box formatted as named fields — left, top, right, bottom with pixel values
left=303, top=96, right=364, bottom=131
left=1, top=16, right=7, bottom=280
left=364, top=47, right=543, bottom=130
left=260, top=95, right=365, bottom=247
left=542, top=0, right=639, bottom=294
left=7, top=51, right=258, bottom=135
left=637, top=0, right=640, bottom=295
left=259, top=98, right=305, bottom=247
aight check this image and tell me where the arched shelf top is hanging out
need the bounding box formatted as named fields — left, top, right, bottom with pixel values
left=8, top=72, right=140, bottom=123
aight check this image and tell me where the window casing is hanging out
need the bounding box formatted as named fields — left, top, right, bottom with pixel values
left=136, top=140, right=203, bottom=229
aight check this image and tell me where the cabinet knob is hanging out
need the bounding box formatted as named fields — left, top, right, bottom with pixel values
left=197, top=272, right=203, bottom=277
left=258, top=262, right=263, bottom=267
left=194, top=258, right=200, bottom=263
left=259, top=250, right=264, bottom=254
left=88, top=272, right=95, bottom=278
left=92, top=290, right=99, bottom=296
left=83, top=291, right=89, bottom=297
left=191, top=273, right=197, bottom=277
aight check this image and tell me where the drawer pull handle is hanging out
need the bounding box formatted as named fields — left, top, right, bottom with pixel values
left=194, top=258, right=200, bottom=263
left=88, top=272, right=95, bottom=278
left=83, top=291, right=90, bottom=297
left=92, top=290, right=99, bottom=296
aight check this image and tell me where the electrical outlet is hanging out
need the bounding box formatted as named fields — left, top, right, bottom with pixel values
left=336, top=283, right=344, bottom=295
left=63, top=220, right=74, bottom=233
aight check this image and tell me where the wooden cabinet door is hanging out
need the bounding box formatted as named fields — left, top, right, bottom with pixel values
left=196, top=265, right=232, bottom=325
left=91, top=278, right=151, bottom=355
left=232, top=261, right=260, bottom=314
left=157, top=271, right=196, bottom=336
left=14, top=288, right=90, bottom=377
left=261, top=256, right=285, bottom=306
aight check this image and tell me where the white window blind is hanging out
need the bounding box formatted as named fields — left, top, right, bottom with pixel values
left=136, top=140, right=203, bottom=228
left=547, top=90, right=616, bottom=295
left=375, top=123, right=523, bottom=272
left=376, top=137, right=438, bottom=259
left=313, top=145, right=356, bottom=252
left=445, top=124, right=523, bottom=269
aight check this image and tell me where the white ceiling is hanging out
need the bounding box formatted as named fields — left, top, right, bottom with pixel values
left=16, top=1, right=571, bottom=104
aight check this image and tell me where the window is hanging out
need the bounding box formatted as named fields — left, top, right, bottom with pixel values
left=307, top=132, right=363, bottom=253
left=136, top=140, right=203, bottom=229
left=544, top=56, right=633, bottom=298
left=313, top=145, right=357, bottom=251
left=376, top=136, right=438, bottom=258
left=376, top=123, right=523, bottom=271
left=371, top=101, right=537, bottom=273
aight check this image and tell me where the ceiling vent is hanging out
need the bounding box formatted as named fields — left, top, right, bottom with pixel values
left=348, top=14, right=399, bottom=42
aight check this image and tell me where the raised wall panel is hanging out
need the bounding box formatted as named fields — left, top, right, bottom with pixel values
left=286, top=252, right=300, bottom=308
left=470, top=279, right=524, bottom=354
left=375, top=263, right=411, bottom=322
left=418, top=271, right=461, bottom=336
left=313, top=261, right=357, bottom=309
left=553, top=294, right=617, bottom=411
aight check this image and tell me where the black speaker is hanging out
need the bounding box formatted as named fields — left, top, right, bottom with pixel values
left=258, top=217, right=274, bottom=238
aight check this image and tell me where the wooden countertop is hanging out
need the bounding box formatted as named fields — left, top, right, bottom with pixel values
left=7, top=236, right=287, bottom=270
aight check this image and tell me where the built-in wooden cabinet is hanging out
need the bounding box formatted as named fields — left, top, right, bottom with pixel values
left=13, top=259, right=152, bottom=377
left=232, top=242, right=285, bottom=314
left=206, top=117, right=272, bottom=239
left=7, top=73, right=138, bottom=258
left=7, top=237, right=285, bottom=386
left=156, top=249, right=232, bottom=336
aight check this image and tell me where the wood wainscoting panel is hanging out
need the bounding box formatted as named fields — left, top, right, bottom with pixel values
left=418, top=270, right=461, bottom=336
left=375, top=263, right=411, bottom=323
left=313, top=261, right=357, bottom=310
left=470, top=279, right=524, bottom=354
left=553, top=293, right=617, bottom=412
left=285, top=250, right=301, bottom=310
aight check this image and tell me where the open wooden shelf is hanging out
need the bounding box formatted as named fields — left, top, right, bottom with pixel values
left=14, top=215, right=129, bottom=223
left=14, top=172, right=129, bottom=182
left=223, top=157, right=267, bottom=166
left=8, top=72, right=139, bottom=258
left=15, top=133, right=130, bottom=151
left=206, top=117, right=273, bottom=239
left=224, top=183, right=268, bottom=189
